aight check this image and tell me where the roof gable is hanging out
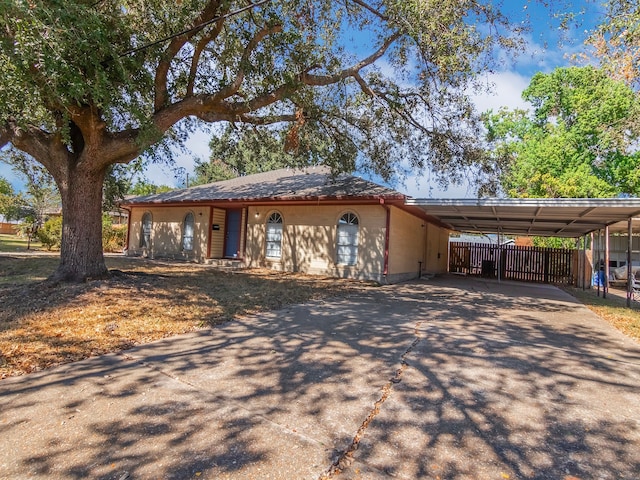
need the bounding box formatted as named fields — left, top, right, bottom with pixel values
left=124, top=167, right=405, bottom=205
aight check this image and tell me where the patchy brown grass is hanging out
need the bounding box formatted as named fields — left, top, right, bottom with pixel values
left=0, top=256, right=368, bottom=379
left=563, top=286, right=640, bottom=342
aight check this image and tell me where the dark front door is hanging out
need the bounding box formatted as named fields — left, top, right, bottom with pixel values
left=224, top=209, right=242, bottom=258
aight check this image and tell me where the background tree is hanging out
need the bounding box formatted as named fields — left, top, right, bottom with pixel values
left=483, top=66, right=640, bottom=198
left=0, top=0, right=545, bottom=281
left=102, top=165, right=134, bottom=213
left=191, top=125, right=334, bottom=185
left=588, top=1, right=640, bottom=88
left=128, top=179, right=174, bottom=196
left=0, top=176, right=24, bottom=222
left=2, top=152, right=61, bottom=233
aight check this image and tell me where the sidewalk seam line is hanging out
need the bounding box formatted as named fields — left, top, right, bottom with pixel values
left=319, top=321, right=423, bottom=479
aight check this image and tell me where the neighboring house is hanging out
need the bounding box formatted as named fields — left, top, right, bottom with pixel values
left=0, top=220, right=18, bottom=235
left=121, top=167, right=450, bottom=283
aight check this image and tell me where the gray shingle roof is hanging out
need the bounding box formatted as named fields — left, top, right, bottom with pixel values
left=123, top=167, right=405, bottom=205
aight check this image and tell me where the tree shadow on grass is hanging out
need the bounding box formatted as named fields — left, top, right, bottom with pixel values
left=0, top=255, right=362, bottom=377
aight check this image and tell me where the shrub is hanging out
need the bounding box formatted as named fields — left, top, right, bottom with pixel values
left=34, top=215, right=127, bottom=252
left=36, top=216, right=62, bottom=250
left=102, top=215, right=127, bottom=253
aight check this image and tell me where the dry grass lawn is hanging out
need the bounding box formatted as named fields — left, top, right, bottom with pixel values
left=563, top=285, right=640, bottom=342
left=3, top=248, right=638, bottom=381
left=0, top=255, right=366, bottom=379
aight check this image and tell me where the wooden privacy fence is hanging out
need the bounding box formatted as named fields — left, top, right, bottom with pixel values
left=449, top=242, right=575, bottom=285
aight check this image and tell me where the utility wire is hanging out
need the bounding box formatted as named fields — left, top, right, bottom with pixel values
left=118, top=0, right=274, bottom=58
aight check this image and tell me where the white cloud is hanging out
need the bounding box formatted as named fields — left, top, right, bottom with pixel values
left=470, top=70, right=532, bottom=113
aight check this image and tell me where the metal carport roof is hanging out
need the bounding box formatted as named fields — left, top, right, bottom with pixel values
left=405, top=198, right=640, bottom=238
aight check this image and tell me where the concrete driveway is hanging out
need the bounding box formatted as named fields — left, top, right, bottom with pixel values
left=1, top=276, right=639, bottom=479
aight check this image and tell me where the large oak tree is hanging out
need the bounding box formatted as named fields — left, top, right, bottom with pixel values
left=1, top=0, right=531, bottom=281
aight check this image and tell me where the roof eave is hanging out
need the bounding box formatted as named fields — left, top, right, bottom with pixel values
left=121, top=194, right=406, bottom=209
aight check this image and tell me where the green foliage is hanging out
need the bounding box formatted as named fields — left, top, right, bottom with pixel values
left=0, top=152, right=60, bottom=226
left=128, top=179, right=173, bottom=196
left=531, top=237, right=577, bottom=249
left=0, top=0, right=570, bottom=279
left=0, top=0, right=539, bottom=183
left=36, top=216, right=63, bottom=251
left=0, top=177, right=11, bottom=196
left=484, top=66, right=640, bottom=199
left=192, top=157, right=238, bottom=185
left=0, top=0, right=150, bottom=135
left=192, top=125, right=330, bottom=185
left=32, top=214, right=127, bottom=252
left=588, top=1, right=640, bottom=88
left=0, top=176, right=22, bottom=220
left=103, top=165, right=132, bottom=212
left=102, top=214, right=127, bottom=253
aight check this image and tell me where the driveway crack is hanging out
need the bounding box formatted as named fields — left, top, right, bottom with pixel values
left=319, top=322, right=423, bottom=479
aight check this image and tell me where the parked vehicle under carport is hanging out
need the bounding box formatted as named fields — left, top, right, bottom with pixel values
left=609, top=261, right=640, bottom=285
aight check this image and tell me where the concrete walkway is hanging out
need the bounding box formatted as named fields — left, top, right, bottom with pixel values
left=1, top=276, right=639, bottom=479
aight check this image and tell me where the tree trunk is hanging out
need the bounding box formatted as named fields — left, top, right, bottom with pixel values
left=51, top=166, right=109, bottom=282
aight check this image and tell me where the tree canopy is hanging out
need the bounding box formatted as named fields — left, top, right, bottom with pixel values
left=0, top=176, right=21, bottom=221
left=0, top=0, right=535, bottom=280
left=1, top=152, right=61, bottom=224
left=128, top=179, right=174, bottom=196
left=191, top=125, right=326, bottom=185
left=483, top=66, right=640, bottom=198
left=588, top=0, right=640, bottom=88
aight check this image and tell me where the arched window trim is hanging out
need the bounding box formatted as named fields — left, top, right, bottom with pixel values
left=140, top=212, right=152, bottom=249
left=336, top=211, right=359, bottom=266
left=265, top=211, right=283, bottom=259
left=182, top=212, right=195, bottom=251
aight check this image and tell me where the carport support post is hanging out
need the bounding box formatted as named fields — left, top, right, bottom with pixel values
left=628, top=218, right=633, bottom=307
left=497, top=228, right=501, bottom=283
left=604, top=225, right=610, bottom=299
left=597, top=230, right=601, bottom=297
left=582, top=234, right=587, bottom=291
left=575, top=237, right=580, bottom=287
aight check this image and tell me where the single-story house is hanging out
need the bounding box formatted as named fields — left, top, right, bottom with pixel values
left=121, top=167, right=450, bottom=283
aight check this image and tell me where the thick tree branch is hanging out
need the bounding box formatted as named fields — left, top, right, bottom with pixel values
left=198, top=112, right=298, bottom=125
left=104, top=106, right=298, bottom=167
left=301, top=32, right=400, bottom=86
left=353, top=72, right=376, bottom=97
left=0, top=126, right=10, bottom=150
left=66, top=104, right=107, bottom=149
left=214, top=24, right=283, bottom=101
left=187, top=22, right=225, bottom=96
left=125, top=30, right=403, bottom=163
left=210, top=32, right=401, bottom=116
left=102, top=129, right=142, bottom=165
left=155, top=0, right=224, bottom=111
left=348, top=0, right=389, bottom=21
left=4, top=123, right=65, bottom=178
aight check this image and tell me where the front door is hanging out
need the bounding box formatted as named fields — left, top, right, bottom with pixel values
left=224, top=209, right=242, bottom=258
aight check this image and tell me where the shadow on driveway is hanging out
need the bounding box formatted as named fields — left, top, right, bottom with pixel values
left=1, top=276, right=639, bottom=479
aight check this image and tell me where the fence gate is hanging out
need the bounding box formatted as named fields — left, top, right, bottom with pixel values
left=449, top=242, right=575, bottom=285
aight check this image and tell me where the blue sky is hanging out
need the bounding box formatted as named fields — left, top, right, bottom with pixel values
left=1, top=0, right=602, bottom=197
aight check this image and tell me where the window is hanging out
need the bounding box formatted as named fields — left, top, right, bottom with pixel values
left=266, top=212, right=283, bottom=258
left=140, top=212, right=152, bottom=248
left=337, top=212, right=359, bottom=265
left=182, top=212, right=195, bottom=251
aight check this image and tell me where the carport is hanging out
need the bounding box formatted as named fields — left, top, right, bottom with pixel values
left=406, top=198, right=640, bottom=306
